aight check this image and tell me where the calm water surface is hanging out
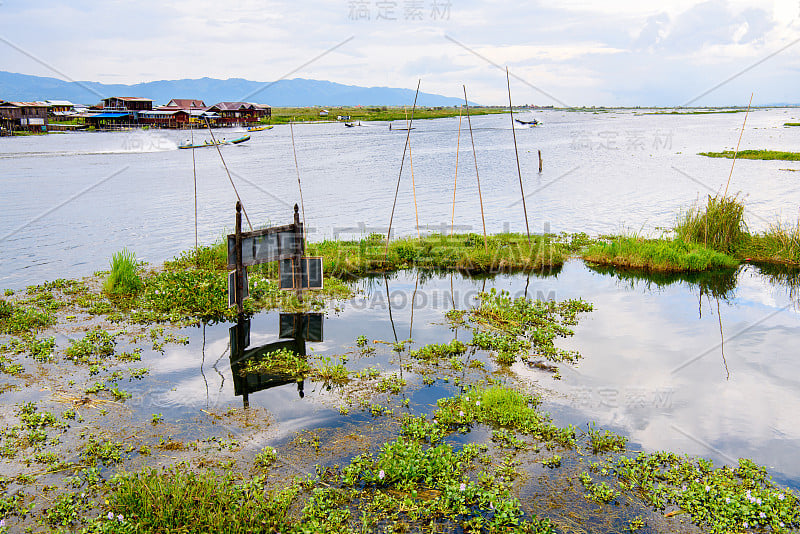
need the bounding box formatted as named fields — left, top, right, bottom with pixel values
left=1, top=109, right=799, bottom=289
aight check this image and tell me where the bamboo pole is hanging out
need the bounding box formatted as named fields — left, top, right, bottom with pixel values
left=723, top=93, right=753, bottom=197
left=463, top=85, right=487, bottom=252
left=290, top=122, right=307, bottom=242
left=190, top=115, right=198, bottom=258
left=204, top=116, right=253, bottom=231
left=506, top=67, right=531, bottom=247
left=451, top=105, right=462, bottom=236
left=406, top=107, right=420, bottom=239
left=385, top=80, right=421, bottom=259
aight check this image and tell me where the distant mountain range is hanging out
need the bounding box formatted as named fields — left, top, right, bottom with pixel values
left=0, top=71, right=469, bottom=107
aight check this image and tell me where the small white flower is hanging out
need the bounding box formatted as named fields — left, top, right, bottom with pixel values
left=756, top=498, right=762, bottom=505
left=743, top=522, right=749, bottom=529
left=107, top=512, right=114, bottom=520
left=0, top=519, right=5, bottom=528
left=780, top=522, right=785, bottom=527
left=476, top=401, right=480, bottom=406
left=725, top=497, right=730, bottom=504
left=759, top=512, right=766, bottom=519
left=746, top=490, right=752, bottom=498
left=378, top=470, right=385, bottom=480
left=705, top=485, right=710, bottom=492
left=117, top=514, right=124, bottom=522
left=465, top=396, right=469, bottom=401
left=778, top=493, right=785, bottom=501
left=459, top=411, right=464, bottom=417
left=459, top=483, right=466, bottom=492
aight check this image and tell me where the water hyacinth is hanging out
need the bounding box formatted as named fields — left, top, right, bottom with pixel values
left=459, top=482, right=466, bottom=492
left=378, top=469, right=385, bottom=480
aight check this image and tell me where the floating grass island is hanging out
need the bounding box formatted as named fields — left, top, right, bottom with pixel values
left=699, top=150, right=800, bottom=161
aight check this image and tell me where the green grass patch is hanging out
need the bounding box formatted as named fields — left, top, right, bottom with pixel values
left=307, top=232, right=565, bottom=277
left=435, top=385, right=576, bottom=447
left=104, top=249, right=143, bottom=296
left=737, top=222, right=800, bottom=265
left=106, top=468, right=299, bottom=533
left=699, top=150, right=800, bottom=161
left=583, top=236, right=739, bottom=273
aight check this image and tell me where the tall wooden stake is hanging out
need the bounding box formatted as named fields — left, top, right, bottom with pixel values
left=451, top=105, right=462, bottom=236
left=235, top=202, right=244, bottom=316
left=538, top=150, right=543, bottom=173
left=294, top=204, right=303, bottom=303
left=506, top=67, right=531, bottom=247
left=385, top=80, right=421, bottom=259
left=724, top=93, right=753, bottom=197
left=463, top=85, right=487, bottom=252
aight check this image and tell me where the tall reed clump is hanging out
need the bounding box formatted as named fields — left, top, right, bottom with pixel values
left=675, top=195, right=746, bottom=254
left=104, top=249, right=143, bottom=296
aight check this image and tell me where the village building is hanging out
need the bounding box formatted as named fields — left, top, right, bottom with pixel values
left=205, top=102, right=271, bottom=125
left=0, top=101, right=49, bottom=133
left=158, top=99, right=207, bottom=110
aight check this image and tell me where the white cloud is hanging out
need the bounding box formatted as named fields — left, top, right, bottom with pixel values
left=0, top=0, right=798, bottom=105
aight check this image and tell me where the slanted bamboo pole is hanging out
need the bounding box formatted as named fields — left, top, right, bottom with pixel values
left=506, top=67, right=531, bottom=247
left=463, top=85, right=487, bottom=252
left=385, top=80, right=421, bottom=259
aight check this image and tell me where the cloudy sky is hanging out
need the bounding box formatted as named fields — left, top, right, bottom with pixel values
left=0, top=0, right=798, bottom=106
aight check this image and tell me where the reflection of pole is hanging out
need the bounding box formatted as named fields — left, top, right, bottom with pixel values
left=409, top=272, right=419, bottom=339
left=716, top=298, right=730, bottom=380
left=384, top=275, right=398, bottom=343
left=236, top=317, right=248, bottom=409
left=235, top=202, right=244, bottom=316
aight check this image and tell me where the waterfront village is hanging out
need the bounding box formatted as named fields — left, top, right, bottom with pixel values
left=0, top=97, right=273, bottom=135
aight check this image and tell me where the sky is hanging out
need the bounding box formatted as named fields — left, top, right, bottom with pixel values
left=0, top=0, right=798, bottom=106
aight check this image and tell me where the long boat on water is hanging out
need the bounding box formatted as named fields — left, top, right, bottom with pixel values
left=247, top=125, right=274, bottom=132
left=178, top=134, right=251, bottom=149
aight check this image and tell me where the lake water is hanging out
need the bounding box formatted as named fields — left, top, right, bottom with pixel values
left=1, top=109, right=799, bottom=290
left=1, top=112, right=799, bottom=492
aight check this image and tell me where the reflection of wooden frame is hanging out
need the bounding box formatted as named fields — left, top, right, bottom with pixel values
left=227, top=269, right=248, bottom=307
left=279, top=257, right=324, bottom=290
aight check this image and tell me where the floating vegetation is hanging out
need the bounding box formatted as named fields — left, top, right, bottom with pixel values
left=608, top=453, right=800, bottom=533
left=239, top=347, right=310, bottom=379
left=699, top=150, right=800, bottom=161
left=468, top=289, right=592, bottom=367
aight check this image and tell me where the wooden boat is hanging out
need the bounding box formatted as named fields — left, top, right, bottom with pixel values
left=247, top=125, right=273, bottom=132
left=178, top=134, right=251, bottom=149
left=389, top=123, right=415, bottom=131
left=515, top=118, right=539, bottom=126
left=344, top=122, right=355, bottom=127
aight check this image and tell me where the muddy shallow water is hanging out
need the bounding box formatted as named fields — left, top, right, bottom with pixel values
left=9, top=260, right=790, bottom=488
